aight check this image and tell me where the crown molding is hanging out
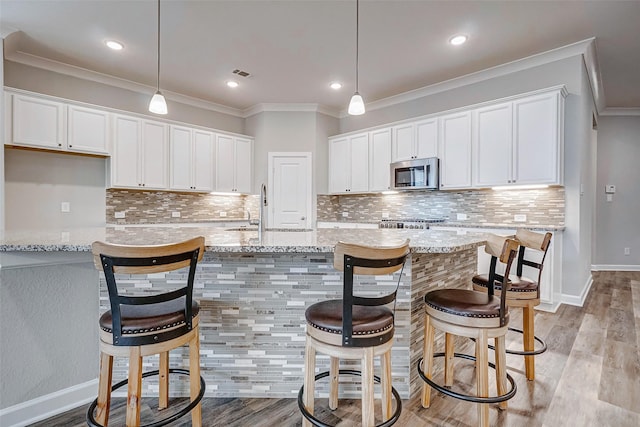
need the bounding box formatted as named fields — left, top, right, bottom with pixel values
left=339, top=38, right=598, bottom=118
left=600, top=108, right=640, bottom=116
left=242, top=103, right=339, bottom=118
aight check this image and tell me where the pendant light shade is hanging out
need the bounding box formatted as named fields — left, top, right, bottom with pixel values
left=149, top=0, right=168, bottom=115
left=348, top=0, right=365, bottom=115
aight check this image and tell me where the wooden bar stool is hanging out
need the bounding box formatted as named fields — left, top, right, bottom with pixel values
left=86, top=237, right=206, bottom=427
left=472, top=229, right=552, bottom=380
left=418, top=234, right=519, bottom=427
left=298, top=239, right=410, bottom=427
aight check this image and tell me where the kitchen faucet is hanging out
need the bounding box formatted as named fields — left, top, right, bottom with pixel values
left=259, top=183, right=267, bottom=235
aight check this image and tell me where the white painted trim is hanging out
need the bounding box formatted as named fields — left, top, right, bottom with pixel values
left=560, top=274, right=594, bottom=307
left=0, top=26, right=18, bottom=39
left=599, top=108, right=640, bottom=116
left=591, top=264, right=640, bottom=271
left=0, top=379, right=97, bottom=427
left=339, top=38, right=595, bottom=117
left=535, top=301, right=561, bottom=313
left=242, top=103, right=339, bottom=118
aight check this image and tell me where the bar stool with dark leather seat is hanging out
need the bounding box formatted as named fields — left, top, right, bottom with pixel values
left=472, top=229, right=552, bottom=381
left=86, top=237, right=206, bottom=427
left=417, top=234, right=519, bottom=427
left=298, top=239, right=410, bottom=427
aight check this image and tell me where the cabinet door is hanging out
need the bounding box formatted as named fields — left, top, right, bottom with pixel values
left=391, top=123, right=414, bottom=161
left=439, top=111, right=472, bottom=189
left=193, top=130, right=215, bottom=191
left=369, top=128, right=392, bottom=192
left=415, top=118, right=438, bottom=159
left=234, top=137, right=252, bottom=193
left=349, top=134, right=369, bottom=192
left=12, top=94, right=64, bottom=149
left=473, top=103, right=512, bottom=187
left=111, top=115, right=140, bottom=187
left=328, top=137, right=350, bottom=193
left=169, top=125, right=193, bottom=190
left=140, top=120, right=168, bottom=189
left=513, top=93, right=560, bottom=185
left=216, top=134, right=236, bottom=192
left=67, top=105, right=109, bottom=154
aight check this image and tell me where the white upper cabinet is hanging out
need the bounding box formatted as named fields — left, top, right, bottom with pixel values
left=391, top=124, right=415, bottom=161
left=11, top=94, right=65, bottom=150
left=391, top=118, right=438, bottom=162
left=111, top=115, right=168, bottom=189
left=9, top=93, right=110, bottom=155
left=215, top=134, right=253, bottom=193
left=169, top=125, right=214, bottom=192
left=415, top=118, right=438, bottom=159
left=369, top=128, right=392, bottom=192
left=512, top=91, right=563, bottom=185
left=67, top=105, right=110, bottom=155
left=328, top=133, right=369, bottom=194
left=472, top=102, right=513, bottom=187
left=439, top=111, right=472, bottom=189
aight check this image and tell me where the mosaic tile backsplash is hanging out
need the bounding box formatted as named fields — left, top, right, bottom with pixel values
left=317, top=187, right=565, bottom=226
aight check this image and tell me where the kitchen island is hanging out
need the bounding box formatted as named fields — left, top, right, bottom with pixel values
left=0, top=227, right=486, bottom=423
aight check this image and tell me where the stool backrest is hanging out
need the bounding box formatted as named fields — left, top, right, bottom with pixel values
left=484, top=234, right=520, bottom=326
left=92, top=236, right=205, bottom=346
left=334, top=239, right=410, bottom=347
left=514, top=229, right=552, bottom=282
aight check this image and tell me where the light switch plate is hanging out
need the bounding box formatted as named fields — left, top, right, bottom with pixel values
left=60, top=202, right=70, bottom=213
left=605, top=184, right=616, bottom=194
left=115, top=211, right=126, bottom=219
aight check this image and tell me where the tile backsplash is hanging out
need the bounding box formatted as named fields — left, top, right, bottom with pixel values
left=317, top=187, right=565, bottom=226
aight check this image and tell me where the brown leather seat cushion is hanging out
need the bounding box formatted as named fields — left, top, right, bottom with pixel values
left=305, top=299, right=394, bottom=335
left=100, top=298, right=200, bottom=335
left=472, top=274, right=538, bottom=293
left=424, top=289, right=506, bottom=319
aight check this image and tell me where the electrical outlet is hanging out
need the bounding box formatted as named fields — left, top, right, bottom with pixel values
left=60, top=232, right=70, bottom=243
left=60, top=202, right=70, bottom=213
left=624, top=247, right=631, bottom=256
left=607, top=194, right=613, bottom=202
left=219, top=211, right=227, bottom=217
left=382, top=211, right=390, bottom=219
left=172, top=211, right=181, bottom=218
left=342, top=212, right=349, bottom=218
left=115, top=211, right=126, bottom=219
left=514, top=214, right=527, bottom=222
left=456, top=213, right=467, bottom=221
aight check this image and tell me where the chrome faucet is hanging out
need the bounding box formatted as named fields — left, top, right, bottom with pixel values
left=259, top=183, right=267, bottom=235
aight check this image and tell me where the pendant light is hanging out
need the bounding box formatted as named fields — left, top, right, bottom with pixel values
left=149, top=0, right=168, bottom=115
left=348, top=0, right=365, bottom=115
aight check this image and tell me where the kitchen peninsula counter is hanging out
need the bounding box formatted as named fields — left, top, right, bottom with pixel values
left=1, top=227, right=485, bottom=410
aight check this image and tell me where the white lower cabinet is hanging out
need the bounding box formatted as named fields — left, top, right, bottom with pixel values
left=169, top=125, right=214, bottom=192
left=111, top=115, right=168, bottom=189
left=215, top=135, right=253, bottom=193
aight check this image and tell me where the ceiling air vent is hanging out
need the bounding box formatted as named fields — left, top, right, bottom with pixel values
left=232, top=69, right=251, bottom=78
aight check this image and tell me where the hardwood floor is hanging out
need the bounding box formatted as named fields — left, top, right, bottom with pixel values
left=31, top=271, right=640, bottom=427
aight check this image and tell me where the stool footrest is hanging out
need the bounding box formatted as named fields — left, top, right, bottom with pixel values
left=86, top=368, right=205, bottom=427
left=297, top=369, right=402, bottom=427
left=476, top=327, right=547, bottom=356
left=417, top=353, right=517, bottom=404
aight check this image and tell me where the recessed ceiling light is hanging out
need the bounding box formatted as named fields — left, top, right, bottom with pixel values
left=330, top=82, right=342, bottom=90
left=105, top=40, right=124, bottom=50
left=449, top=35, right=468, bottom=46
left=226, top=81, right=239, bottom=88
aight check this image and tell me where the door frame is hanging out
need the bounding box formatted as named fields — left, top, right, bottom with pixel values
left=267, top=152, right=313, bottom=229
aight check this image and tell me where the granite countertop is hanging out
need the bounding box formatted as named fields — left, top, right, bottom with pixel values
left=0, top=226, right=488, bottom=254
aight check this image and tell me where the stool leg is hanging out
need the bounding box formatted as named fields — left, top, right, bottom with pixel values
left=494, top=335, right=508, bottom=410
left=362, top=347, right=375, bottom=427
left=126, top=347, right=143, bottom=427
left=329, top=356, right=339, bottom=410
left=444, top=333, right=455, bottom=387
left=302, top=339, right=316, bottom=427
left=476, top=330, right=489, bottom=427
left=421, top=315, right=435, bottom=408
left=189, top=327, right=202, bottom=427
left=523, top=305, right=536, bottom=380
left=159, top=351, right=169, bottom=410
left=381, top=349, right=392, bottom=421
left=96, top=352, right=113, bottom=426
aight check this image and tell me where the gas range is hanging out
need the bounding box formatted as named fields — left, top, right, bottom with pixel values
left=379, top=218, right=446, bottom=229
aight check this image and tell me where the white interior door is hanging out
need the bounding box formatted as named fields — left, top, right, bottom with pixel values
left=269, top=152, right=312, bottom=229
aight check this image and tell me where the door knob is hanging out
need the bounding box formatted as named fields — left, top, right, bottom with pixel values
left=301, top=216, right=306, bottom=220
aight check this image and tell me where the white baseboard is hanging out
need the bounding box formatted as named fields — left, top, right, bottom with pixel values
left=591, top=264, right=640, bottom=271
left=560, top=273, right=593, bottom=307
left=0, top=379, right=97, bottom=427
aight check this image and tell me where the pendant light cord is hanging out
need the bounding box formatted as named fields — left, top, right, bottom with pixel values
left=355, top=0, right=359, bottom=93
left=156, top=0, right=161, bottom=91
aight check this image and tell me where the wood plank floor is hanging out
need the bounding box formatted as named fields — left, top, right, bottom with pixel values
left=31, top=271, right=640, bottom=426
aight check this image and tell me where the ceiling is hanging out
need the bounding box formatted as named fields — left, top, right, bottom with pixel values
left=1, top=0, right=640, bottom=116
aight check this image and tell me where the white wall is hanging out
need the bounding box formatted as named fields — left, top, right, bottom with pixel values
left=5, top=149, right=106, bottom=229
left=1, top=39, right=5, bottom=232
left=595, top=116, right=640, bottom=267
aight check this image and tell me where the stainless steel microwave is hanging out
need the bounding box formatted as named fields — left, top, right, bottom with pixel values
left=390, top=157, right=439, bottom=190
